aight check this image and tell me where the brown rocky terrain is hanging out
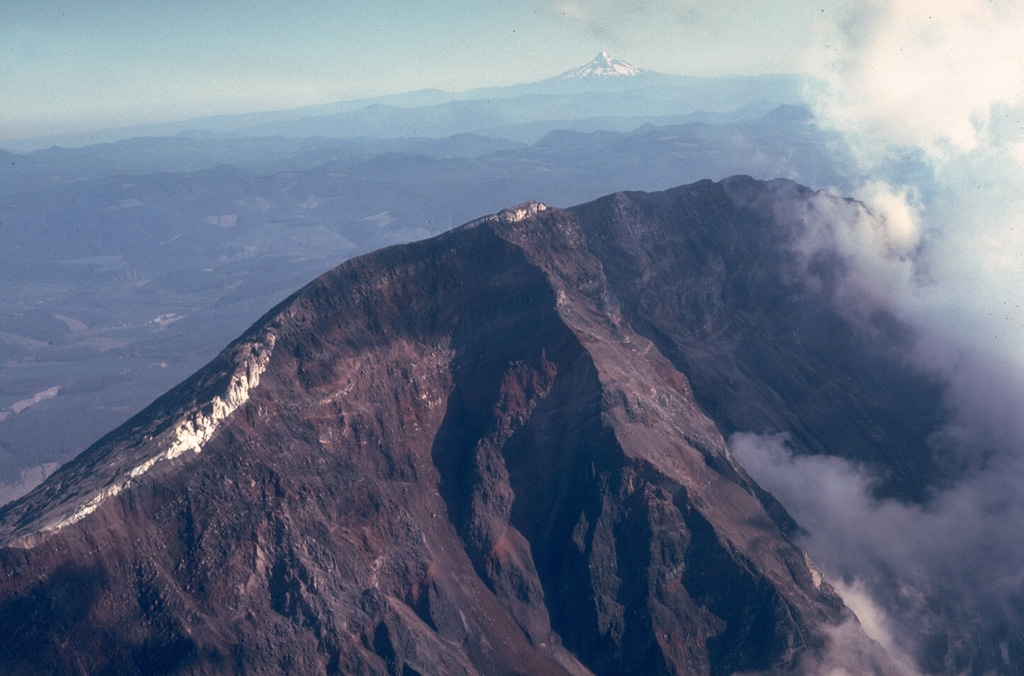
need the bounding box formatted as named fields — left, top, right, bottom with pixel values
left=0, top=177, right=927, bottom=675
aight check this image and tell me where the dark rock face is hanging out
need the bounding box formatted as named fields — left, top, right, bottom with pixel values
left=570, top=180, right=946, bottom=501
left=0, top=178, right=920, bottom=675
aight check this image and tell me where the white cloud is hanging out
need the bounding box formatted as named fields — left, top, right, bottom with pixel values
left=797, top=0, right=1024, bottom=463
left=731, top=431, right=1024, bottom=673
left=807, top=0, right=1024, bottom=162
left=749, top=21, right=1024, bottom=656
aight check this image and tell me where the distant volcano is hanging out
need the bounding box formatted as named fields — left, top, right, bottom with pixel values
left=559, top=52, right=645, bottom=79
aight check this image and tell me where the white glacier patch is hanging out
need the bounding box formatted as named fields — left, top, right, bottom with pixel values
left=498, top=201, right=547, bottom=223
left=34, top=332, right=276, bottom=538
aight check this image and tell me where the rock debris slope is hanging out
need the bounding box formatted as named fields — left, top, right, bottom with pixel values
left=0, top=177, right=916, bottom=675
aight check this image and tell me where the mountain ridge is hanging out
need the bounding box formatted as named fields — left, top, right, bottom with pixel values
left=0, top=177, right=922, bottom=674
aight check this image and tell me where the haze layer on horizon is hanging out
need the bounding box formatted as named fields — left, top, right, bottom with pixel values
left=2, top=0, right=821, bottom=140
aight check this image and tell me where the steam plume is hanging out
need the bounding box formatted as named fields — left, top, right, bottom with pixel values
left=733, top=2, right=1024, bottom=672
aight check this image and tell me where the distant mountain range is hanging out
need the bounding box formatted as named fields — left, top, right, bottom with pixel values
left=1, top=54, right=804, bottom=151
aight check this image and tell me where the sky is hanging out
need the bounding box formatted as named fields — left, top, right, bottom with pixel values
left=0, top=0, right=826, bottom=140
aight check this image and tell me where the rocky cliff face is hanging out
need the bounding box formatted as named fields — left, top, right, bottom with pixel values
left=0, top=177, right=920, bottom=675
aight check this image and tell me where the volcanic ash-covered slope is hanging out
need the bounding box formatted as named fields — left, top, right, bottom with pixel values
left=0, top=178, right=903, bottom=675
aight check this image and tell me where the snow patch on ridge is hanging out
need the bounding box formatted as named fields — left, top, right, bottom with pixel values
left=465, top=201, right=549, bottom=231
left=498, top=201, right=548, bottom=223
left=804, top=551, right=825, bottom=591
left=36, top=333, right=276, bottom=537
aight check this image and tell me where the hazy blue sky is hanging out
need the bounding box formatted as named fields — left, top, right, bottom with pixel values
left=1, top=0, right=825, bottom=139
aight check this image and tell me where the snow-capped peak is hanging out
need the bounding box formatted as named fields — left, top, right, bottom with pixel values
left=560, top=52, right=644, bottom=79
